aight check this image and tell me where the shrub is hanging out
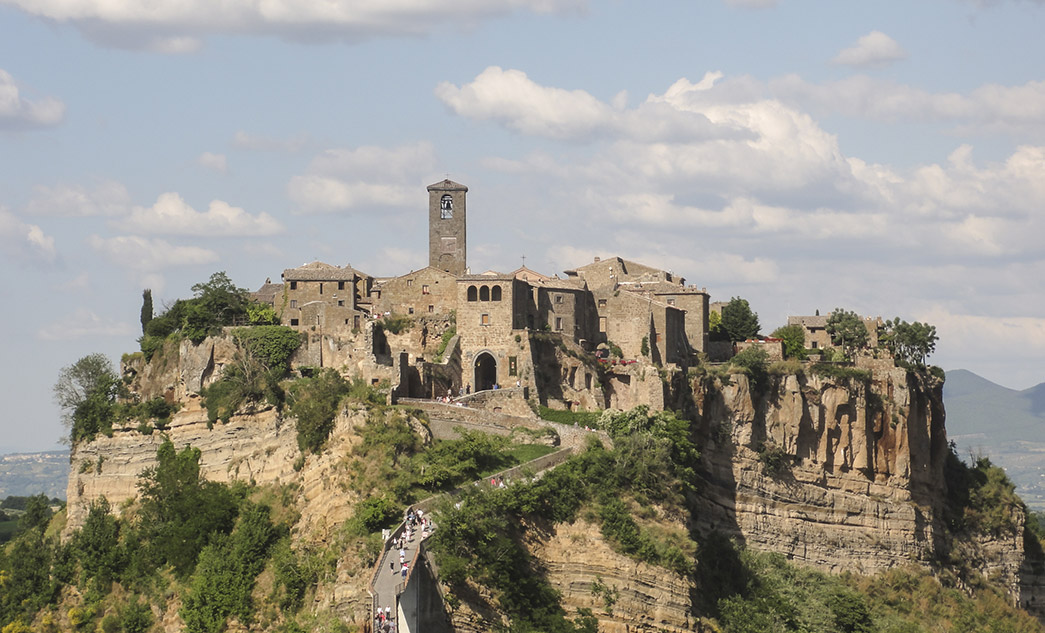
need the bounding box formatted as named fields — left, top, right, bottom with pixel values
left=287, top=369, right=350, bottom=454
left=378, top=314, right=413, bottom=335
left=348, top=496, right=402, bottom=535
left=808, top=363, right=871, bottom=382
left=231, top=326, right=302, bottom=376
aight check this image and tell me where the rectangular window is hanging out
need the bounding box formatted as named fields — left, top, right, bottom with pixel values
left=509, top=357, right=518, bottom=376
left=407, top=279, right=413, bottom=287
left=811, top=341, right=818, bottom=349
left=290, top=318, right=299, bottom=326
left=555, top=317, right=563, bottom=331
left=290, top=300, right=297, bottom=308
left=337, top=300, right=344, bottom=307
left=290, top=281, right=297, bottom=290
left=319, top=283, right=323, bottom=294
left=408, top=307, right=414, bottom=315
left=555, top=294, right=563, bottom=304
left=667, top=298, right=676, bottom=306
left=481, top=313, right=490, bottom=326
left=354, top=315, right=360, bottom=330
left=428, top=305, right=434, bottom=313
left=422, top=284, right=430, bottom=295
left=599, top=316, right=607, bottom=333
left=338, top=281, right=345, bottom=290
left=598, top=299, right=607, bottom=308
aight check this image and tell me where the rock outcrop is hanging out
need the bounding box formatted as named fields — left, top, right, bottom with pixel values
left=65, top=335, right=1044, bottom=627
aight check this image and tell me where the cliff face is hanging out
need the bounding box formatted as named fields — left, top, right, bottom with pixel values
left=66, top=337, right=1042, bottom=627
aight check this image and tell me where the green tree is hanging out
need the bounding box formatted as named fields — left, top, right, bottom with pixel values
left=708, top=310, right=727, bottom=341
left=825, top=309, right=869, bottom=358
left=54, top=353, right=121, bottom=443
left=720, top=297, right=760, bottom=342
left=73, top=497, right=123, bottom=591
left=134, top=440, right=239, bottom=576
left=17, top=494, right=52, bottom=533
left=140, top=288, right=153, bottom=335
left=770, top=324, right=807, bottom=360
left=880, top=318, right=938, bottom=366
left=287, top=368, right=350, bottom=454
left=181, top=503, right=279, bottom=633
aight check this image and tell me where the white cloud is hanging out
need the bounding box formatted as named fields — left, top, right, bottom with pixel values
left=288, top=142, right=437, bottom=213
left=232, top=131, right=308, bottom=153
left=0, top=207, right=57, bottom=265
left=36, top=308, right=135, bottom=341
left=832, top=31, right=907, bottom=68
left=25, top=181, right=131, bottom=217
left=0, top=69, right=64, bottom=129
left=87, top=234, right=219, bottom=272
left=435, top=67, right=740, bottom=143
left=118, top=192, right=283, bottom=236
left=197, top=152, right=227, bottom=173
left=1, top=0, right=584, bottom=50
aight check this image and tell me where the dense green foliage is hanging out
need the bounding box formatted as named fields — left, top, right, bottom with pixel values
left=720, top=296, right=761, bottom=342
left=181, top=503, right=282, bottom=633
left=880, top=318, right=939, bottom=366
left=826, top=308, right=869, bottom=358
left=287, top=368, right=350, bottom=454
left=231, top=326, right=302, bottom=375
left=201, top=327, right=301, bottom=425
left=770, top=324, right=808, bottom=360
left=730, top=345, right=770, bottom=390
left=945, top=445, right=1025, bottom=536
left=140, top=288, right=153, bottom=335
left=140, top=271, right=280, bottom=356
left=54, top=353, right=122, bottom=443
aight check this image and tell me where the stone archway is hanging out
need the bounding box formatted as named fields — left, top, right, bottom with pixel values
left=474, top=352, right=498, bottom=392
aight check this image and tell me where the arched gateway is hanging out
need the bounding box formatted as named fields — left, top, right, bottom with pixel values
left=473, top=352, right=497, bottom=392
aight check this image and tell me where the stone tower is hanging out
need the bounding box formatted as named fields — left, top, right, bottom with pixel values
left=428, top=179, right=467, bottom=276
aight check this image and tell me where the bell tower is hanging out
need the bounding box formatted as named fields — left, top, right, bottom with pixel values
left=428, top=179, right=467, bottom=276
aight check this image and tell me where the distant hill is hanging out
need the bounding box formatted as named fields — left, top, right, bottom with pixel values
left=0, top=451, right=69, bottom=499
left=944, top=369, right=1045, bottom=511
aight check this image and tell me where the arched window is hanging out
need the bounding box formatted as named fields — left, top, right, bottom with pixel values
left=440, top=195, right=453, bottom=219
left=479, top=285, right=490, bottom=301
left=467, top=285, right=478, bottom=302
left=491, top=285, right=502, bottom=301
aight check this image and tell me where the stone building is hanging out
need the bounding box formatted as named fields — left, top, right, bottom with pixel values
left=456, top=275, right=530, bottom=391
left=253, top=179, right=719, bottom=398
left=280, top=262, right=371, bottom=331
left=428, top=179, right=467, bottom=276
left=371, top=266, right=457, bottom=318
left=788, top=313, right=884, bottom=351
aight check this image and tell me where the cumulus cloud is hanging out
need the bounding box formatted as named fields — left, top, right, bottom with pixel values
left=0, top=69, right=64, bottom=129
left=0, top=207, right=57, bottom=265
left=288, top=142, right=437, bottom=213
left=197, top=152, right=227, bottom=173
left=118, top=192, right=283, bottom=236
left=87, top=235, right=219, bottom=272
left=25, top=181, right=131, bottom=217
left=435, top=67, right=742, bottom=143
left=1, top=0, right=584, bottom=51
left=36, top=308, right=135, bottom=341
left=832, top=31, right=907, bottom=68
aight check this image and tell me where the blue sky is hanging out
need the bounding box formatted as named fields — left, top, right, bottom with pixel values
left=2, top=0, right=1044, bottom=453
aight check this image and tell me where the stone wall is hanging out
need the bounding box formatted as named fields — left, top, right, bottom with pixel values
left=373, top=267, right=457, bottom=319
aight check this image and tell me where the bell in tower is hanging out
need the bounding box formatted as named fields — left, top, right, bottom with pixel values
left=427, top=179, right=467, bottom=276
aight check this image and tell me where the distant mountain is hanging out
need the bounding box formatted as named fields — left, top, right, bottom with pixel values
left=0, top=451, right=69, bottom=499
left=944, top=369, right=1045, bottom=511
